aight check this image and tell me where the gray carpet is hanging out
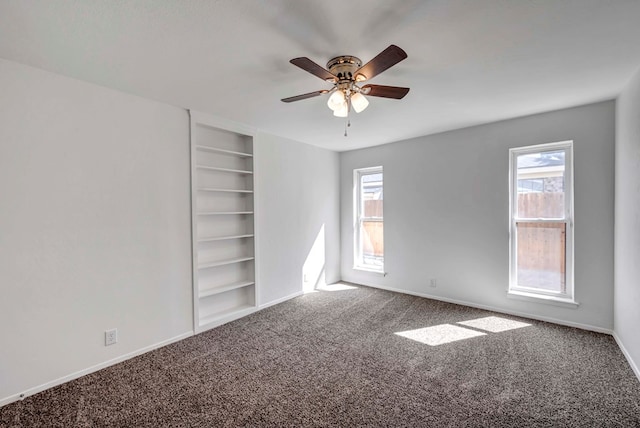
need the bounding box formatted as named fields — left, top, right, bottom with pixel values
left=2, top=284, right=640, bottom=427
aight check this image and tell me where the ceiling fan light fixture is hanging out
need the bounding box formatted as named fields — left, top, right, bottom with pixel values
left=351, top=92, right=369, bottom=113
left=327, top=90, right=346, bottom=111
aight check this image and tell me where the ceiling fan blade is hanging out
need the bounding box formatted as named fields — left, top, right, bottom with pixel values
left=281, top=90, right=329, bottom=103
left=290, top=57, right=337, bottom=82
left=355, top=45, right=407, bottom=82
left=361, top=84, right=410, bottom=99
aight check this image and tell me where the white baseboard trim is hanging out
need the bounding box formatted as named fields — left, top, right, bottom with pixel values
left=197, top=291, right=305, bottom=334
left=259, top=290, right=304, bottom=310
left=0, top=331, right=193, bottom=408
left=613, top=332, right=640, bottom=383
left=195, top=306, right=260, bottom=334
left=347, top=281, right=613, bottom=334
left=2, top=291, right=307, bottom=408
left=3, top=284, right=625, bottom=409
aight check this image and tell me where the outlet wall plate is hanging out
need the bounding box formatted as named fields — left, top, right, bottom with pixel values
left=105, top=329, right=118, bottom=346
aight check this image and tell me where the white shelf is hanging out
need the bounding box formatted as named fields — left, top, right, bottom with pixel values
left=191, top=114, right=256, bottom=335
left=197, top=211, right=254, bottom=216
left=198, top=256, right=254, bottom=269
left=199, top=304, right=256, bottom=328
left=198, top=234, right=254, bottom=243
left=195, top=145, right=253, bottom=158
left=197, top=187, right=253, bottom=193
left=199, top=281, right=255, bottom=298
left=196, top=165, right=253, bottom=174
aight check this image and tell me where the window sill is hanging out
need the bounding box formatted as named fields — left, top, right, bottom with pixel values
left=507, top=290, right=579, bottom=308
left=353, top=266, right=386, bottom=276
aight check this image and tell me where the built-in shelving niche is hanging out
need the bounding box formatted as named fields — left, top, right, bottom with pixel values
left=190, top=111, right=257, bottom=333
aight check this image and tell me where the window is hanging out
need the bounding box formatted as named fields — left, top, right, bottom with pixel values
left=509, top=141, right=574, bottom=302
left=354, top=167, right=383, bottom=272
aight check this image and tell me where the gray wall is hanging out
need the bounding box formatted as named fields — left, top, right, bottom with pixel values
left=615, top=68, right=640, bottom=377
left=341, top=101, right=615, bottom=331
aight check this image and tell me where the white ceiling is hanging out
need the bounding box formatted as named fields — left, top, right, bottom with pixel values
left=2, top=1, right=640, bottom=151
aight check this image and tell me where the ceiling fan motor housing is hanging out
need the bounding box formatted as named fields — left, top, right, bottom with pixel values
left=326, top=56, right=362, bottom=83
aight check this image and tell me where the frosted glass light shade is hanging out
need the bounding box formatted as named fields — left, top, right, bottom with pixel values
left=333, top=102, right=348, bottom=117
left=351, top=92, right=369, bottom=113
left=327, top=90, right=346, bottom=111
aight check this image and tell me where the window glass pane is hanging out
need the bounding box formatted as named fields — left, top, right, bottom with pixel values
left=516, top=150, right=565, bottom=218
left=362, top=220, right=384, bottom=268
left=356, top=168, right=383, bottom=270
left=361, top=173, right=383, bottom=217
left=516, top=222, right=566, bottom=293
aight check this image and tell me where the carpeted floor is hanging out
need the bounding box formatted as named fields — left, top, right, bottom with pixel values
left=2, top=284, right=640, bottom=427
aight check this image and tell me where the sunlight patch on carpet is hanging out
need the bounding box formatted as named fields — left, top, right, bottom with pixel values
left=395, top=324, right=486, bottom=346
left=316, top=283, right=358, bottom=292
left=457, top=316, right=531, bottom=333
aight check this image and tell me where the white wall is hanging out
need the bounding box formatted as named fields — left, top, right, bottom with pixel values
left=614, top=67, right=640, bottom=378
left=0, top=59, right=193, bottom=404
left=254, top=132, right=340, bottom=304
left=0, top=59, right=343, bottom=405
left=341, top=101, right=615, bottom=331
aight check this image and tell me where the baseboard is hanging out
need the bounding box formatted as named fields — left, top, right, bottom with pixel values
left=1, top=291, right=306, bottom=408
left=0, top=331, right=193, bottom=408
left=613, top=332, right=640, bottom=383
left=195, top=291, right=304, bottom=334
left=347, top=281, right=613, bottom=334
left=259, top=290, right=304, bottom=310
left=3, top=285, right=622, bottom=408
left=195, top=306, right=259, bottom=334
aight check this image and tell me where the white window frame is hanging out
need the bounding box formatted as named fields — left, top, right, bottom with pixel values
left=353, top=166, right=384, bottom=273
left=508, top=141, right=575, bottom=305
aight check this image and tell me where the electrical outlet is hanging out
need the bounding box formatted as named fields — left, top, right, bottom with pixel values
left=105, top=329, right=118, bottom=346
left=429, top=278, right=437, bottom=288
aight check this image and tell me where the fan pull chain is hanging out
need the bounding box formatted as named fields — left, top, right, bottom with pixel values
left=344, top=114, right=352, bottom=136
left=344, top=95, right=352, bottom=137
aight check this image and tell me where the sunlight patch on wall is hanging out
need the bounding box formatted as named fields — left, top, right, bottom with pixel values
left=302, top=224, right=325, bottom=293
left=457, top=316, right=531, bottom=333
left=395, top=324, right=486, bottom=346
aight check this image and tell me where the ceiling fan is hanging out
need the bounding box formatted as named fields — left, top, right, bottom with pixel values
left=281, top=45, right=409, bottom=125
